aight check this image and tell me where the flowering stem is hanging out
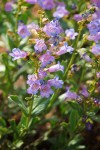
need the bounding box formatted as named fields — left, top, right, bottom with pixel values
left=48, top=26, right=83, bottom=111
left=14, top=0, right=21, bottom=45
left=63, top=27, right=82, bottom=80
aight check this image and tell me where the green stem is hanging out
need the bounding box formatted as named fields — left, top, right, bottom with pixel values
left=14, top=0, right=21, bottom=45
left=63, top=52, right=76, bottom=80
left=26, top=97, right=34, bottom=129
left=76, top=63, right=86, bottom=92
left=47, top=89, right=60, bottom=110
left=63, top=27, right=82, bottom=80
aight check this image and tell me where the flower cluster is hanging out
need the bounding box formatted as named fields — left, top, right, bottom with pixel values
left=11, top=0, right=100, bottom=104
left=26, top=18, right=73, bottom=98
left=87, top=2, right=100, bottom=75
left=87, top=1, right=100, bottom=56
left=26, top=0, right=55, bottom=10
left=10, top=0, right=100, bottom=103
left=64, top=86, right=89, bottom=102
left=10, top=16, right=77, bottom=98
left=37, top=0, right=55, bottom=10
left=26, top=0, right=69, bottom=19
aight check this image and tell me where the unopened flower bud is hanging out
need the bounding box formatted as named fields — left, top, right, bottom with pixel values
left=42, top=18, right=49, bottom=24
left=71, top=64, right=80, bottom=73
left=21, top=6, right=28, bottom=12
left=31, top=29, right=38, bottom=38
left=85, top=120, right=93, bottom=131
left=28, top=38, right=36, bottom=44
left=7, top=30, right=14, bottom=36
left=38, top=10, right=45, bottom=15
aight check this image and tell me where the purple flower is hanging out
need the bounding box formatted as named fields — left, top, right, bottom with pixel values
left=55, top=42, right=74, bottom=55
left=81, top=53, right=92, bottom=62
left=34, top=39, right=47, bottom=53
left=93, top=10, right=100, bottom=20
left=96, top=72, right=100, bottom=78
left=5, top=2, right=13, bottom=12
left=9, top=48, right=28, bottom=60
left=38, top=70, right=47, bottom=79
left=27, top=22, right=39, bottom=31
left=85, top=121, right=93, bottom=131
left=65, top=89, right=79, bottom=100
left=46, top=62, right=64, bottom=73
left=26, top=0, right=37, bottom=4
left=91, top=0, right=100, bottom=7
left=48, top=35, right=63, bottom=46
left=12, top=0, right=17, bottom=2
left=37, top=0, right=55, bottom=10
left=71, top=4, right=77, bottom=10
left=53, top=6, right=69, bottom=18
left=91, top=44, right=100, bottom=55
left=47, top=77, right=63, bottom=89
left=87, top=19, right=100, bottom=35
left=73, top=14, right=82, bottom=21
left=27, top=74, right=38, bottom=85
left=18, top=23, right=31, bottom=38
left=39, top=51, right=55, bottom=67
left=40, top=84, right=53, bottom=98
left=43, top=19, right=63, bottom=37
left=88, top=33, right=100, bottom=43
left=27, top=80, right=40, bottom=94
left=93, top=98, right=100, bottom=106
left=55, top=1, right=65, bottom=7
left=80, top=86, right=89, bottom=97
left=65, top=29, right=78, bottom=40
left=87, top=19, right=100, bottom=42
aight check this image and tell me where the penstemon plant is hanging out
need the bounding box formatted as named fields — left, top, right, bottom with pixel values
left=0, top=0, right=100, bottom=149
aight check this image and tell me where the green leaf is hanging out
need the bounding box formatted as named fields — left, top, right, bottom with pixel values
left=18, top=114, right=27, bottom=128
left=0, top=117, right=6, bottom=127
left=32, top=97, right=50, bottom=115
left=60, top=122, right=68, bottom=129
left=8, top=95, right=28, bottom=116
left=11, top=140, right=23, bottom=149
left=0, top=127, right=8, bottom=134
left=9, top=119, right=18, bottom=137
left=13, top=64, right=28, bottom=82
left=92, top=115, right=100, bottom=122
left=69, top=109, right=80, bottom=132
left=15, top=140, right=23, bottom=149
left=68, top=101, right=83, bottom=116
